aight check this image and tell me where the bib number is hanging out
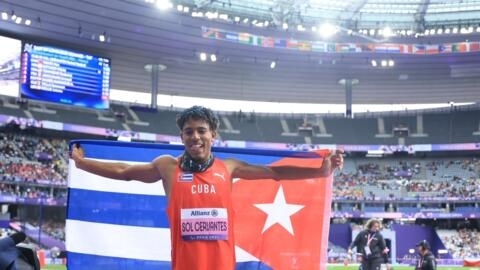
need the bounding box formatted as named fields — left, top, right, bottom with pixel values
left=180, top=208, right=228, bottom=241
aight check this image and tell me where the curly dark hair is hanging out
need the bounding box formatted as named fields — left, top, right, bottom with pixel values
left=366, top=218, right=381, bottom=230
left=176, top=106, right=219, bottom=131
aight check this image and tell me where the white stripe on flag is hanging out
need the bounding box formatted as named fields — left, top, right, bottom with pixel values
left=235, top=245, right=261, bottom=262
left=66, top=220, right=171, bottom=261
left=68, top=160, right=165, bottom=196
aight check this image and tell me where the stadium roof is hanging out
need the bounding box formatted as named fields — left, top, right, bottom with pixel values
left=1, top=0, right=480, bottom=104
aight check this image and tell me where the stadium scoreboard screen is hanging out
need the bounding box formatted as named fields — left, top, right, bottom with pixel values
left=20, top=42, right=111, bottom=109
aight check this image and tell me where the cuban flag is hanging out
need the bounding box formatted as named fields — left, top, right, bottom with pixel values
left=67, top=140, right=333, bottom=270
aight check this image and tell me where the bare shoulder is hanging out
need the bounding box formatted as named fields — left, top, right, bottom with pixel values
left=223, top=158, right=248, bottom=174
left=152, top=155, right=178, bottom=170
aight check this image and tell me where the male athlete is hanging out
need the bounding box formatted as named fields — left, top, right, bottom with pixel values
left=71, top=105, right=344, bottom=270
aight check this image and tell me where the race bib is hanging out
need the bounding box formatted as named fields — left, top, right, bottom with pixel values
left=364, top=246, right=372, bottom=256
left=180, top=208, right=228, bottom=241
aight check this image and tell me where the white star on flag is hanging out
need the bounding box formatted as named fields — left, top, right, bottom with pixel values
left=254, top=185, right=305, bottom=235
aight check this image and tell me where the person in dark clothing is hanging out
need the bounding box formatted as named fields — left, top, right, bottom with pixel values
left=415, top=240, right=436, bottom=270
left=348, top=219, right=389, bottom=270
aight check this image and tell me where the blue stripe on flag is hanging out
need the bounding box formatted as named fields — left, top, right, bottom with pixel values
left=67, top=188, right=169, bottom=228
left=236, top=261, right=273, bottom=270
left=67, top=252, right=172, bottom=270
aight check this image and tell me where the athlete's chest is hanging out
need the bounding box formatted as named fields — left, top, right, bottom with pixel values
left=174, top=168, right=231, bottom=197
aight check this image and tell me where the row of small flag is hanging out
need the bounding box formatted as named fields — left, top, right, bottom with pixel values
left=202, top=26, right=478, bottom=55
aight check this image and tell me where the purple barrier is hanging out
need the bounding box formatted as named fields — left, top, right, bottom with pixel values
left=331, top=211, right=479, bottom=219
left=0, top=195, right=66, bottom=206
left=328, top=223, right=351, bottom=248
left=23, top=225, right=65, bottom=250
left=391, top=224, right=449, bottom=260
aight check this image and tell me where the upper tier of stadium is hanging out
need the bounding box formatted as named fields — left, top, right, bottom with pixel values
left=2, top=0, right=480, bottom=105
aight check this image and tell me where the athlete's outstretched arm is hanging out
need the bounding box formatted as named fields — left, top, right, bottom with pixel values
left=70, top=144, right=166, bottom=183
left=227, top=150, right=343, bottom=180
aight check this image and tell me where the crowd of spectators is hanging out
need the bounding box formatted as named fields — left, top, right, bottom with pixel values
left=0, top=131, right=68, bottom=201
left=442, top=228, right=480, bottom=259
left=333, top=157, right=479, bottom=201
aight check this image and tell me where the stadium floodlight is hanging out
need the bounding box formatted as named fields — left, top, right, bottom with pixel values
left=177, top=4, right=183, bottom=12
left=382, top=26, right=394, bottom=37
left=319, top=22, right=337, bottom=38
left=25, top=19, right=31, bottom=25
left=445, top=28, right=451, bottom=34
left=1, top=12, right=7, bottom=20
left=270, top=61, right=276, bottom=69
left=437, top=28, right=443, bottom=34
left=14, top=16, right=22, bottom=24
left=156, top=0, right=173, bottom=10
left=388, top=59, right=395, bottom=67
left=452, top=27, right=458, bottom=33
left=406, top=29, right=413, bottom=36
left=183, top=6, right=190, bottom=13
left=243, top=17, right=249, bottom=23
left=210, top=54, right=217, bottom=62
left=311, top=26, right=317, bottom=32
left=371, top=60, right=377, bottom=67
left=11, top=13, right=16, bottom=20
left=381, top=60, right=387, bottom=67
left=99, top=32, right=106, bottom=42
left=264, top=21, right=269, bottom=27
left=282, top=22, right=288, bottom=30
left=297, top=25, right=305, bottom=31
left=234, top=16, right=240, bottom=22
left=369, top=28, right=376, bottom=36
left=218, top=13, right=228, bottom=20
left=199, top=52, right=207, bottom=61
left=477, top=26, right=480, bottom=32
left=468, top=26, right=473, bottom=33
left=251, top=19, right=258, bottom=25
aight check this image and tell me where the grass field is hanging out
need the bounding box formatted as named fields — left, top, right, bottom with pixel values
left=41, top=266, right=65, bottom=270
left=40, top=265, right=477, bottom=270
